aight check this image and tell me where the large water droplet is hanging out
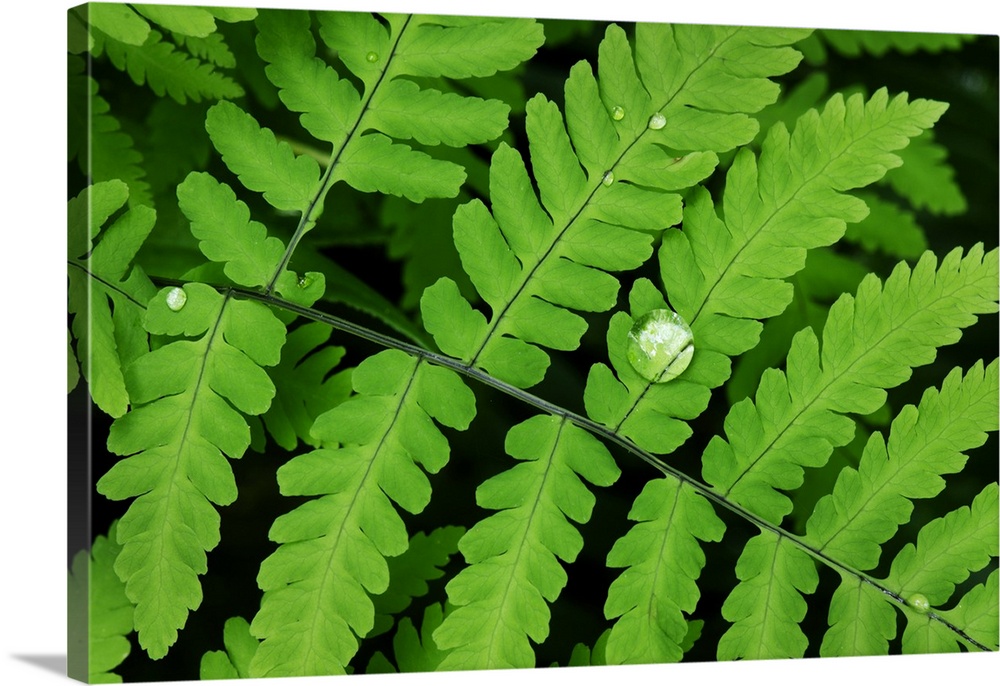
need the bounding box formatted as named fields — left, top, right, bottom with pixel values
left=611, top=105, right=625, bottom=121
left=907, top=593, right=930, bottom=614
left=601, top=170, right=614, bottom=187
left=625, top=309, right=694, bottom=383
left=647, top=112, right=666, bottom=130
left=166, top=286, right=187, bottom=312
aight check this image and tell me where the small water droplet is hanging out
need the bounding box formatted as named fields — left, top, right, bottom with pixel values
left=601, top=170, right=614, bottom=187
left=625, top=309, right=694, bottom=383
left=611, top=106, right=625, bottom=121
left=648, top=112, right=666, bottom=130
left=298, top=274, right=313, bottom=289
left=366, top=51, right=379, bottom=63
left=907, top=593, right=930, bottom=614
left=166, top=287, right=187, bottom=312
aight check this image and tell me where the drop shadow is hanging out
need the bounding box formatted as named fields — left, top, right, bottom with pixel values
left=10, top=653, right=66, bottom=677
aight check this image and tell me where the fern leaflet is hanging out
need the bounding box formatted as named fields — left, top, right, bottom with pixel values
left=67, top=180, right=156, bottom=418
left=709, top=246, right=998, bottom=659
left=249, top=351, right=475, bottom=677
left=422, top=23, right=807, bottom=390
left=432, top=415, right=620, bottom=669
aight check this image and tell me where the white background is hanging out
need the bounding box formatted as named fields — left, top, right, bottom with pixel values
left=4, top=1, right=998, bottom=684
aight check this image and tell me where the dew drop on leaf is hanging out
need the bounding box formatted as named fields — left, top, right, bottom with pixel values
left=166, top=287, right=187, bottom=312
left=907, top=593, right=930, bottom=614
left=611, top=106, right=625, bottom=121
left=648, top=112, right=666, bottom=130
left=297, top=274, right=313, bottom=289
left=601, top=170, right=614, bottom=187
left=625, top=308, right=694, bottom=383
left=366, top=51, right=379, bottom=63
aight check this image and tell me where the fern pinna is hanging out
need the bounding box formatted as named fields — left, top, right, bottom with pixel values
left=67, top=4, right=998, bottom=682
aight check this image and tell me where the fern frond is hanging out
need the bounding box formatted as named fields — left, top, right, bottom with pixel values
left=704, top=245, right=998, bottom=524
left=423, top=23, right=807, bottom=389
left=807, top=360, right=999, bottom=572
left=368, top=604, right=449, bottom=673
left=68, top=56, right=151, bottom=206
left=68, top=522, right=133, bottom=684
left=97, top=284, right=285, bottom=659
left=172, top=32, right=236, bottom=69
left=836, top=484, right=1000, bottom=655
left=249, top=9, right=540, bottom=203
left=603, top=479, right=724, bottom=664
left=67, top=180, right=156, bottom=417
left=886, top=131, right=967, bottom=215
left=588, top=89, right=945, bottom=459
left=707, top=247, right=997, bottom=659
left=85, top=3, right=150, bottom=46
left=130, top=4, right=220, bottom=38
left=717, top=530, right=819, bottom=660
left=257, top=321, right=351, bottom=452
left=176, top=170, right=325, bottom=304
left=432, top=415, right=620, bottom=669
left=200, top=617, right=259, bottom=680
left=101, top=29, right=243, bottom=104
left=249, top=351, right=475, bottom=677
left=888, top=483, right=998, bottom=623
left=845, top=192, right=928, bottom=258
left=819, top=29, right=973, bottom=58
left=370, top=526, right=464, bottom=637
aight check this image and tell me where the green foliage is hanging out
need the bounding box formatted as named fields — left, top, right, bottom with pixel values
left=68, top=522, right=134, bottom=683
left=68, top=5, right=998, bottom=681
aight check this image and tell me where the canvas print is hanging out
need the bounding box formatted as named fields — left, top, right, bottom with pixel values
left=66, top=1, right=999, bottom=682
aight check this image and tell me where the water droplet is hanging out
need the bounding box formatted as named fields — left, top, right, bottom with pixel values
left=907, top=593, right=930, bottom=614
left=611, top=106, right=625, bottom=121
left=366, top=51, right=379, bottom=63
left=625, top=309, right=694, bottom=383
left=297, top=274, right=313, bottom=289
left=601, top=170, right=614, bottom=187
left=166, top=287, right=187, bottom=312
left=648, top=112, right=666, bottom=130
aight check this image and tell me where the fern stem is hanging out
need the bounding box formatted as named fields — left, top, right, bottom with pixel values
left=150, top=276, right=993, bottom=652
left=263, top=15, right=414, bottom=296
left=68, top=259, right=149, bottom=309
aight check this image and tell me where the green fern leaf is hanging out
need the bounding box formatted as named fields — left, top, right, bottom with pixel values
left=433, top=415, right=619, bottom=669
left=252, top=9, right=538, bottom=203
left=68, top=522, right=133, bottom=683
left=172, top=32, right=236, bottom=69
left=200, top=617, right=259, bottom=680
left=704, top=246, right=998, bottom=524
left=69, top=56, right=151, bottom=206
left=85, top=3, right=150, bottom=45
left=424, top=23, right=806, bottom=389
left=888, top=483, right=998, bottom=617
left=821, top=575, right=896, bottom=657
left=97, top=283, right=285, bottom=659
left=102, top=29, right=243, bottom=104
left=819, top=29, right=973, bottom=58
left=204, top=103, right=322, bottom=214
left=257, top=321, right=351, bottom=452
left=931, top=570, right=999, bottom=652
left=807, top=360, right=999, bottom=572
left=845, top=192, right=928, bottom=258
left=370, top=526, right=465, bottom=637
left=717, top=531, right=819, bottom=660
left=885, top=131, right=967, bottom=215
left=585, top=90, right=945, bottom=458
left=604, top=479, right=724, bottom=664
left=249, top=350, right=475, bottom=677
left=709, top=247, right=997, bottom=660
left=368, top=604, right=450, bottom=673
left=68, top=181, right=156, bottom=417
left=131, top=4, right=219, bottom=37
